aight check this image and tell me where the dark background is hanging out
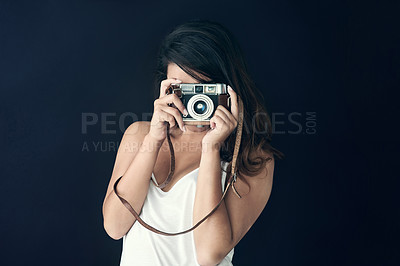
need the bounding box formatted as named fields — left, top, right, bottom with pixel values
left=1, top=0, right=399, bottom=265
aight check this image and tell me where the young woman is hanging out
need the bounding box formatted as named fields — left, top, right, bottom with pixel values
left=102, top=20, right=284, bottom=266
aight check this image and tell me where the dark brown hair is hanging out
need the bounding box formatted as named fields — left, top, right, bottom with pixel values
left=154, top=19, right=284, bottom=177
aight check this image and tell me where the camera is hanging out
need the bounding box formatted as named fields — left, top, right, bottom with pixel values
left=167, top=83, right=231, bottom=125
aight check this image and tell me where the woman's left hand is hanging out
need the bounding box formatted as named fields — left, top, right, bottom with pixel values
left=202, top=86, right=239, bottom=148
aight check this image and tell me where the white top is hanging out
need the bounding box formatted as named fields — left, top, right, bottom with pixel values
left=119, top=161, right=234, bottom=266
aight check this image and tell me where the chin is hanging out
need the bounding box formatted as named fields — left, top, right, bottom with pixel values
left=186, top=124, right=210, bottom=132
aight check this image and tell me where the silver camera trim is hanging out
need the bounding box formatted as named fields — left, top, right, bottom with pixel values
left=172, top=83, right=227, bottom=95
left=187, top=94, right=214, bottom=121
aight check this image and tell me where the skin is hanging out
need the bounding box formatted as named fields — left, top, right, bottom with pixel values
left=102, top=63, right=275, bottom=266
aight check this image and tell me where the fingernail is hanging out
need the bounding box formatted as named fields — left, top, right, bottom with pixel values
left=183, top=109, right=188, bottom=117
left=228, top=86, right=233, bottom=91
left=182, top=125, right=186, bottom=132
left=175, top=79, right=182, bottom=83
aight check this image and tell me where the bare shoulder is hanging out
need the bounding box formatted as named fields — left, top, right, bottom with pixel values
left=235, top=149, right=275, bottom=197
left=103, top=121, right=151, bottom=205
left=124, top=121, right=150, bottom=138
left=121, top=121, right=150, bottom=142
left=108, top=121, right=149, bottom=179
left=248, top=150, right=275, bottom=193
left=249, top=150, right=275, bottom=182
left=223, top=149, right=276, bottom=249
left=114, top=121, right=150, bottom=155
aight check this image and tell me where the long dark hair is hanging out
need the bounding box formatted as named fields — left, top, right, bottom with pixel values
left=154, top=19, right=284, bottom=177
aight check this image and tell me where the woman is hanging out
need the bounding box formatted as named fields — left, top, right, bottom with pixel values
left=102, top=20, right=284, bottom=266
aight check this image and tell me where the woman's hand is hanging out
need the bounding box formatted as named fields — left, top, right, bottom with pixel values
left=148, top=79, right=188, bottom=142
left=202, top=86, right=239, bottom=148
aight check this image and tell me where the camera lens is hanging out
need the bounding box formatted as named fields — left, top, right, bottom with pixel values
left=187, top=94, right=214, bottom=121
left=194, top=100, right=207, bottom=114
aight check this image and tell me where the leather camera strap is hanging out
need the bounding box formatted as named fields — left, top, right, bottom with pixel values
left=112, top=97, right=244, bottom=236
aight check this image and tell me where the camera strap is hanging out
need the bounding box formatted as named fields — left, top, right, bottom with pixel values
left=112, top=97, right=244, bottom=236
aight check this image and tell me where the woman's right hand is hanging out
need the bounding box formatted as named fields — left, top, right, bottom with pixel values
left=148, top=79, right=189, bottom=141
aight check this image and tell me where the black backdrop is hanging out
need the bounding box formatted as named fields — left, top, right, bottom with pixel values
left=1, top=0, right=399, bottom=265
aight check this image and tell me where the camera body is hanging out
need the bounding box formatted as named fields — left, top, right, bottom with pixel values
left=167, top=83, right=230, bottom=125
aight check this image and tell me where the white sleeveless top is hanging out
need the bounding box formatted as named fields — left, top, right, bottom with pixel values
left=119, top=161, right=234, bottom=266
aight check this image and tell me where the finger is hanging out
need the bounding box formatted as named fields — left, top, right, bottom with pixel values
left=209, top=116, right=217, bottom=129
left=228, top=86, right=239, bottom=121
left=215, top=108, right=235, bottom=130
left=158, top=110, right=176, bottom=129
left=214, top=108, right=231, bottom=124
left=210, top=115, right=225, bottom=130
left=159, top=94, right=188, bottom=117
left=216, top=105, right=236, bottom=126
left=160, top=105, right=186, bottom=132
left=160, top=78, right=182, bottom=98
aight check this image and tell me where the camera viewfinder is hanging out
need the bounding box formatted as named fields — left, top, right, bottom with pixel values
left=195, top=86, right=203, bottom=93
left=205, top=86, right=216, bottom=93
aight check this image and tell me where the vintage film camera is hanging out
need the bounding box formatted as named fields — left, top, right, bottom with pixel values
left=167, top=83, right=231, bottom=125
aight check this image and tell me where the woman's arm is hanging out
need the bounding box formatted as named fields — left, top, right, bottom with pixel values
left=193, top=145, right=232, bottom=264
left=102, top=78, right=186, bottom=240
left=193, top=147, right=274, bottom=265
left=102, top=122, right=163, bottom=240
left=193, top=87, right=275, bottom=265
